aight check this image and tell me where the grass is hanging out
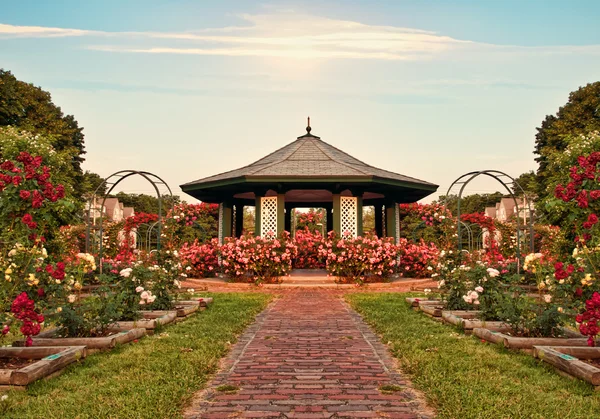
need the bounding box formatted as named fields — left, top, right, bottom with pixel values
left=1, top=292, right=271, bottom=419
left=347, top=293, right=600, bottom=419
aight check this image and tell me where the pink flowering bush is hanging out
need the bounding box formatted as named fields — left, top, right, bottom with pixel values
left=179, top=238, right=220, bottom=277
left=320, top=233, right=399, bottom=284
left=220, top=232, right=297, bottom=284
left=164, top=202, right=219, bottom=245
left=396, top=238, right=439, bottom=278
left=293, top=228, right=326, bottom=269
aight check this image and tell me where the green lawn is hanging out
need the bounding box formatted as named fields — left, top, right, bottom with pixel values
left=1, top=293, right=271, bottom=419
left=347, top=293, right=600, bottom=419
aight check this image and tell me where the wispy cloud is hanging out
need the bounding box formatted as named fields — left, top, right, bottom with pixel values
left=1, top=12, right=599, bottom=60
left=0, top=12, right=473, bottom=60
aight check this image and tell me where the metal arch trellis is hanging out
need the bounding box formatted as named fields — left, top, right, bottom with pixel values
left=85, top=170, right=174, bottom=270
left=444, top=170, right=535, bottom=261
left=411, top=220, right=475, bottom=251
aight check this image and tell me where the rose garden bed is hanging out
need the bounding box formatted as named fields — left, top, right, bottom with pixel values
left=0, top=346, right=86, bottom=389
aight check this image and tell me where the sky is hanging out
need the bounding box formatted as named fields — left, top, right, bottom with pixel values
left=1, top=0, right=600, bottom=203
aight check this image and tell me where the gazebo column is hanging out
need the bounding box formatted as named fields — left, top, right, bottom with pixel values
left=277, top=194, right=285, bottom=236
left=254, top=193, right=263, bottom=237
left=356, top=194, right=364, bottom=237
left=326, top=205, right=333, bottom=234
left=332, top=193, right=341, bottom=235
left=284, top=205, right=292, bottom=233
left=234, top=204, right=244, bottom=237
left=218, top=201, right=233, bottom=244
left=385, top=201, right=400, bottom=244
left=374, top=203, right=384, bottom=237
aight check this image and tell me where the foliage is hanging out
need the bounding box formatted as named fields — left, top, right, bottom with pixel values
left=512, top=170, right=538, bottom=197
left=179, top=239, right=220, bottom=278
left=0, top=69, right=87, bottom=198
left=396, top=238, right=438, bottom=278
left=1, top=293, right=270, bottom=419
left=220, top=233, right=297, bottom=284
left=111, top=192, right=181, bottom=216
left=0, top=150, right=69, bottom=344
left=293, top=228, right=326, bottom=269
left=164, top=202, right=218, bottom=246
left=534, top=82, right=600, bottom=202
left=294, top=208, right=325, bottom=234
left=399, top=202, right=455, bottom=249
left=348, top=293, right=600, bottom=419
left=0, top=127, right=78, bottom=237
left=437, top=192, right=505, bottom=216
left=320, top=233, right=398, bottom=284
left=540, top=131, right=600, bottom=230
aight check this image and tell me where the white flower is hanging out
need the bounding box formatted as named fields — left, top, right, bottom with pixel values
left=543, top=294, right=552, bottom=303
left=424, top=288, right=431, bottom=294
left=140, top=291, right=149, bottom=300
left=136, top=286, right=144, bottom=293
left=486, top=268, right=500, bottom=278
left=437, top=280, right=445, bottom=288
left=475, top=286, right=484, bottom=293
left=120, top=268, right=133, bottom=278
left=1, top=394, right=7, bottom=401
left=188, top=288, right=195, bottom=293
left=462, top=295, right=473, bottom=303
left=147, top=295, right=156, bottom=303
left=67, top=294, right=77, bottom=303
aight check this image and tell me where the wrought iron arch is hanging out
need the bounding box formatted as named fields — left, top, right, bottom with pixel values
left=444, top=170, right=535, bottom=260
left=85, top=170, right=174, bottom=268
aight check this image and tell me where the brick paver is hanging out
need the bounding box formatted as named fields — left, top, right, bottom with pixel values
left=185, top=290, right=433, bottom=419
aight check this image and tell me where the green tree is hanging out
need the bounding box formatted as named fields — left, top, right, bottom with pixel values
left=534, top=82, right=600, bottom=200
left=110, top=192, right=181, bottom=215
left=80, top=171, right=106, bottom=197
left=438, top=192, right=505, bottom=216
left=0, top=69, right=86, bottom=197
left=512, top=171, right=538, bottom=198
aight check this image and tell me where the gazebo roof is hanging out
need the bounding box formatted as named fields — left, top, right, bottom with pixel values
left=181, top=124, right=438, bottom=203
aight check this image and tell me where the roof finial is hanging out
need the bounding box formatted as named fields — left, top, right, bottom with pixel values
left=306, top=116, right=311, bottom=133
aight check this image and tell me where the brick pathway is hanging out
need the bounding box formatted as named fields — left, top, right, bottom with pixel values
left=185, top=290, right=433, bottom=419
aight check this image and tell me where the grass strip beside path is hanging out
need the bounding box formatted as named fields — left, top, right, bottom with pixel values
left=347, top=293, right=600, bottom=419
left=2, top=292, right=271, bottom=419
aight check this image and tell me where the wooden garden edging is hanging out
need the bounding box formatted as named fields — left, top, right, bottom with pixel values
left=533, top=346, right=600, bottom=386
left=108, top=311, right=177, bottom=332
left=474, top=328, right=589, bottom=350
left=0, top=346, right=87, bottom=389
left=442, top=311, right=512, bottom=334
left=420, top=304, right=445, bottom=318
left=15, top=328, right=146, bottom=351
left=405, top=297, right=442, bottom=309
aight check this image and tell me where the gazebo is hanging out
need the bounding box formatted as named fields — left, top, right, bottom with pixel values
left=181, top=121, right=438, bottom=243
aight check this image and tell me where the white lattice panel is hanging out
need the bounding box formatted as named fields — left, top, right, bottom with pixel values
left=260, top=197, right=278, bottom=238
left=340, top=196, right=358, bottom=238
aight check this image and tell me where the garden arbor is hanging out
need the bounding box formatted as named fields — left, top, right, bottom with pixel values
left=181, top=121, right=438, bottom=244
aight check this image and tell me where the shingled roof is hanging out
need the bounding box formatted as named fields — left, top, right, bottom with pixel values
left=181, top=126, right=438, bottom=203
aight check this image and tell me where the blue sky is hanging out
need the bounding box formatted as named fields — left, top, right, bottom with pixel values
left=2, top=0, right=600, bottom=202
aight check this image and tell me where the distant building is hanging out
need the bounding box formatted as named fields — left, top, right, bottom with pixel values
left=90, top=197, right=135, bottom=223
left=485, top=197, right=534, bottom=223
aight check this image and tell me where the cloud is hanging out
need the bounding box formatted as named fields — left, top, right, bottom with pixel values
left=1, top=12, right=599, bottom=60
left=0, top=12, right=473, bottom=60
left=0, top=23, right=92, bottom=38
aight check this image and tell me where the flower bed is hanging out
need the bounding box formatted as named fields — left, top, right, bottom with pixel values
left=0, top=346, right=86, bottom=388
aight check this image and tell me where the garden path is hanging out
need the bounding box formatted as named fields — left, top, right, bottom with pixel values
left=185, top=289, right=433, bottom=419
